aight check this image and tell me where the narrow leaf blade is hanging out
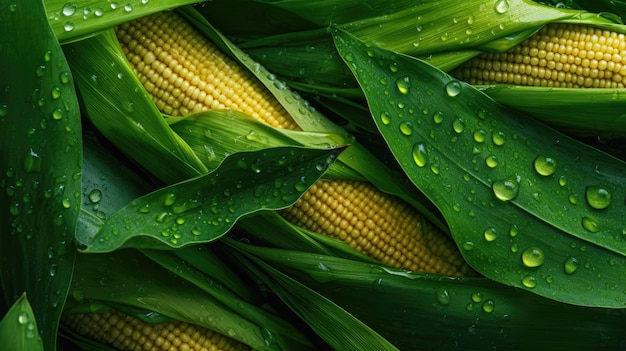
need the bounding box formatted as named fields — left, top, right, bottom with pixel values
left=1, top=0, right=81, bottom=347
left=83, top=146, right=345, bottom=252
left=0, top=294, right=44, bottom=351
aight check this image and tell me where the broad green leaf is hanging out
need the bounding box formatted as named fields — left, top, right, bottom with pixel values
left=0, top=0, right=80, bottom=348
left=81, top=146, right=345, bottom=252
left=236, top=245, right=626, bottom=351
left=142, top=249, right=316, bottom=351
left=333, top=28, right=626, bottom=307
left=0, top=294, right=44, bottom=351
left=77, top=125, right=156, bottom=247
left=224, top=239, right=399, bottom=351
left=168, top=110, right=361, bottom=180
left=65, top=29, right=208, bottom=184
left=67, top=250, right=291, bottom=350
left=478, top=85, right=626, bottom=139
left=45, top=0, right=200, bottom=43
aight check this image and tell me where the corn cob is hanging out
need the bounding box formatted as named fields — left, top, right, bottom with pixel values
left=114, top=11, right=473, bottom=276
left=452, top=23, right=626, bottom=88
left=62, top=310, right=250, bottom=351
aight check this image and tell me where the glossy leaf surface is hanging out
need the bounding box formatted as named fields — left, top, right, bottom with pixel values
left=333, top=28, right=626, bottom=307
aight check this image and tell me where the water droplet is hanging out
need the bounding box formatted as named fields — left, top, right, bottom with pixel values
left=412, top=143, right=428, bottom=167
left=94, top=7, right=103, bottom=16
left=433, top=111, right=444, bottom=124
left=436, top=287, right=451, bottom=306
left=564, top=256, right=578, bottom=274
left=9, top=3, right=17, bottom=12
left=483, top=227, right=498, bottom=241
left=63, top=21, right=75, bottom=32
left=163, top=193, right=176, bottom=207
left=521, top=247, right=545, bottom=267
left=509, top=224, right=518, bottom=237
left=585, top=185, right=611, bottom=209
left=582, top=215, right=601, bottom=233
left=491, top=131, right=505, bottom=146
left=294, top=179, right=308, bottom=192
left=123, top=3, right=133, bottom=11
left=0, top=104, right=7, bottom=118
left=399, top=121, right=413, bottom=135
left=558, top=176, right=567, bottom=187
left=463, top=241, right=474, bottom=251
left=495, top=0, right=510, bottom=14
left=492, top=176, right=520, bottom=201
left=445, top=80, right=462, bottom=97
left=482, top=299, right=495, bottom=313
left=452, top=117, right=465, bottom=133
left=389, top=61, right=399, bottom=73
left=473, top=129, right=487, bottom=143
left=87, top=189, right=102, bottom=204
left=471, top=292, right=483, bottom=303
left=380, top=111, right=391, bottom=125
left=110, top=2, right=118, bottom=9
left=485, top=155, right=498, bottom=168
left=137, top=204, right=150, bottom=213
left=533, top=155, right=557, bottom=176
left=51, top=86, right=62, bottom=100
left=18, top=312, right=29, bottom=324
left=62, top=2, right=77, bottom=16
left=24, top=149, right=41, bottom=173
left=521, top=274, right=537, bottom=288
left=52, top=108, right=63, bottom=120
left=395, top=76, right=410, bottom=94
left=61, top=197, right=71, bottom=209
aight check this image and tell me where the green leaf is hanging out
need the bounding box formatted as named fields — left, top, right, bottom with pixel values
left=65, top=29, right=208, bottom=184
left=45, top=0, right=200, bottom=43
left=0, top=294, right=44, bottom=351
left=0, top=0, right=81, bottom=348
left=168, top=110, right=359, bottom=179
left=478, top=85, right=626, bottom=139
left=238, top=246, right=626, bottom=351
left=142, top=248, right=316, bottom=351
left=77, top=124, right=157, bottom=247
left=81, top=146, right=345, bottom=252
left=68, top=250, right=285, bottom=350
left=224, top=239, right=400, bottom=351
left=333, top=28, right=626, bottom=307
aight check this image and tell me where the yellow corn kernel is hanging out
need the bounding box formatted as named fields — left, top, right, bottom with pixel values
left=452, top=23, right=626, bottom=88
left=62, top=310, right=250, bottom=351
left=115, top=11, right=473, bottom=276
left=281, top=179, right=473, bottom=275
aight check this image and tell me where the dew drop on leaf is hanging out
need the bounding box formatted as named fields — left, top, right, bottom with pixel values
left=88, top=189, right=102, bottom=203
left=581, top=215, right=601, bottom=233
left=395, top=76, right=410, bottom=94
left=380, top=111, right=391, bottom=125
left=495, top=0, right=510, bottom=14
left=445, top=80, right=462, bottom=97
left=436, top=287, right=451, bottom=306
left=492, top=177, right=520, bottom=201
left=521, top=274, right=537, bottom=288
left=585, top=185, right=611, bottom=209
left=399, top=121, right=413, bottom=136
left=533, top=155, right=557, bottom=176
left=482, top=299, right=495, bottom=313
left=521, top=246, right=545, bottom=268
left=411, top=143, right=428, bottom=167
left=564, top=256, right=579, bottom=274
left=483, top=227, right=498, bottom=242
